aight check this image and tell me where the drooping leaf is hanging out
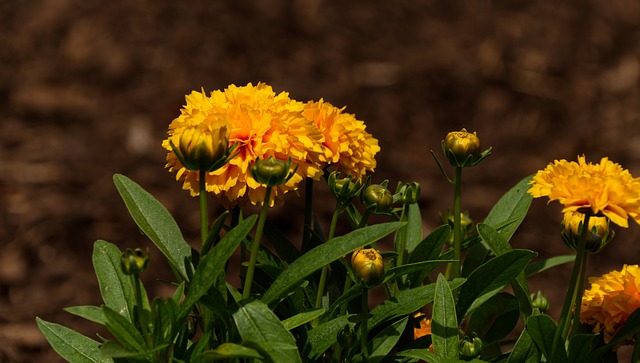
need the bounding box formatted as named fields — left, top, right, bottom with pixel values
left=113, top=174, right=191, bottom=281
left=261, top=222, right=405, bottom=306
left=232, top=299, right=302, bottom=363
left=432, top=274, right=459, bottom=359
left=36, top=317, right=108, bottom=363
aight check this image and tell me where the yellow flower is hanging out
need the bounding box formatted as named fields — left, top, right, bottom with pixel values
left=580, top=264, right=640, bottom=343
left=302, top=99, right=379, bottom=179
left=529, top=156, right=640, bottom=227
left=412, top=312, right=432, bottom=340
left=163, top=83, right=325, bottom=206
left=351, top=248, right=384, bottom=284
left=561, top=211, right=613, bottom=253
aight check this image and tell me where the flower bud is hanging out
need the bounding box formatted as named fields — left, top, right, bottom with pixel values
left=460, top=335, right=483, bottom=359
left=121, top=248, right=150, bottom=275
left=561, top=211, right=614, bottom=253
left=442, top=128, right=489, bottom=167
left=400, top=182, right=421, bottom=205
left=363, top=184, right=393, bottom=214
left=351, top=248, right=384, bottom=284
left=530, top=290, right=549, bottom=313
left=250, top=156, right=296, bottom=187
left=328, top=171, right=362, bottom=200
left=174, top=125, right=229, bottom=172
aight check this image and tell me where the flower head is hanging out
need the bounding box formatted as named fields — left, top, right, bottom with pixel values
left=561, top=211, right=614, bottom=253
left=163, top=83, right=325, bottom=206
left=529, top=156, right=640, bottom=228
left=302, top=99, right=379, bottom=179
left=351, top=248, right=384, bottom=284
left=580, top=264, right=640, bottom=343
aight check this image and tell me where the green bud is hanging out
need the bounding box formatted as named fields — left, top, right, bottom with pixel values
left=171, top=125, right=230, bottom=172
left=460, top=335, right=482, bottom=359
left=328, top=171, right=362, bottom=200
left=530, top=290, right=549, bottom=313
left=400, top=182, right=421, bottom=205
left=363, top=184, right=393, bottom=214
left=442, top=128, right=491, bottom=167
left=250, top=156, right=297, bottom=187
left=121, top=248, right=150, bottom=275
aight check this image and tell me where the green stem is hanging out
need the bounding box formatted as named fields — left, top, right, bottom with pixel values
left=199, top=169, right=208, bottom=247
left=242, top=187, right=272, bottom=299
left=302, top=178, right=314, bottom=248
left=315, top=206, right=340, bottom=309
left=632, top=332, right=640, bottom=363
left=360, top=287, right=369, bottom=355
left=550, top=214, right=591, bottom=360
left=452, top=167, right=463, bottom=280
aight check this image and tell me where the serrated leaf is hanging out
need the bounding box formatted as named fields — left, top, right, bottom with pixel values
left=232, top=299, right=301, bottom=363
left=456, top=249, right=536, bottom=320
left=113, top=174, right=191, bottom=281
left=261, top=222, right=405, bottom=306
left=432, top=274, right=459, bottom=359
left=36, top=317, right=109, bottom=363
left=179, top=215, right=256, bottom=320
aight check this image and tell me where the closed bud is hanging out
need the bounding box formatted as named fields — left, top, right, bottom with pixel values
left=561, top=211, right=614, bottom=253
left=328, top=171, right=362, bottom=200
left=250, top=156, right=297, bottom=187
left=442, top=128, right=490, bottom=167
left=530, top=290, right=549, bottom=313
left=400, top=182, right=421, bottom=205
left=363, top=184, right=393, bottom=214
left=173, top=125, right=229, bottom=172
left=121, top=248, right=150, bottom=275
left=460, top=335, right=483, bottom=359
left=351, top=248, right=384, bottom=284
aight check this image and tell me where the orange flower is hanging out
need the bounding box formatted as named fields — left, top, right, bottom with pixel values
left=580, top=264, right=640, bottom=343
left=529, top=156, right=640, bottom=227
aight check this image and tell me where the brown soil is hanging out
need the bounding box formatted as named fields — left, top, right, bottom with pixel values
left=2, top=0, right=640, bottom=361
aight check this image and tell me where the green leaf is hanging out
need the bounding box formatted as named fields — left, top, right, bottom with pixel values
left=64, top=306, right=106, bottom=325
left=466, top=292, right=519, bottom=345
left=507, top=328, right=541, bottom=363
left=282, top=308, right=325, bottom=330
left=36, top=317, right=109, bottom=363
left=456, top=249, right=536, bottom=320
left=264, top=221, right=301, bottom=264
left=526, top=314, right=559, bottom=361
left=432, top=274, right=459, bottom=359
left=567, top=334, right=597, bottom=363
left=99, top=341, right=146, bottom=360
left=369, top=278, right=465, bottom=331
left=408, top=224, right=451, bottom=264
left=179, top=215, right=256, bottom=320
left=261, top=221, right=405, bottom=306
left=404, top=202, right=423, bottom=255
left=381, top=260, right=455, bottom=285
left=365, top=317, right=408, bottom=363
left=113, top=174, right=191, bottom=281
left=482, top=175, right=533, bottom=242
left=232, top=299, right=302, bottom=363
left=303, top=314, right=357, bottom=360
left=102, top=306, right=147, bottom=353
left=197, top=343, right=264, bottom=361
left=477, top=223, right=532, bottom=317
left=525, top=255, right=575, bottom=277
left=92, top=240, right=136, bottom=322
left=320, top=283, right=365, bottom=323
left=396, top=348, right=439, bottom=363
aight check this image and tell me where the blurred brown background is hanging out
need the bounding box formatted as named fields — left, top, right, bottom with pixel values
left=2, top=0, right=640, bottom=361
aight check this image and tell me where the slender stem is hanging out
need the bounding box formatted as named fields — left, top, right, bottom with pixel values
left=632, top=332, right=640, bottom=363
left=199, top=169, right=208, bottom=247
left=302, top=178, right=314, bottom=247
left=550, top=214, right=591, bottom=360
left=242, top=187, right=272, bottom=299
left=315, top=206, right=341, bottom=309
left=360, top=287, right=369, bottom=355
left=452, top=167, right=463, bottom=279
left=570, top=227, right=591, bottom=336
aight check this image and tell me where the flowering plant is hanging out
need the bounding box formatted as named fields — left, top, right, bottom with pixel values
left=37, top=83, right=640, bottom=362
